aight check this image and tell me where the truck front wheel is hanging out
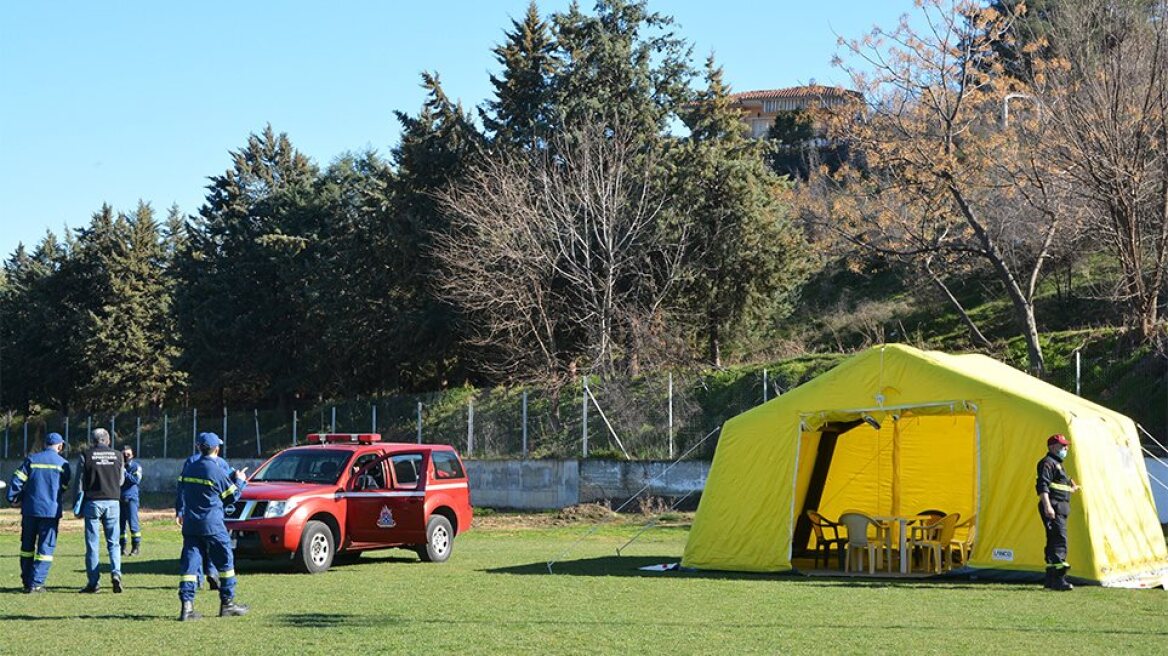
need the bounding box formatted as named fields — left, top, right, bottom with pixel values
left=296, top=520, right=335, bottom=573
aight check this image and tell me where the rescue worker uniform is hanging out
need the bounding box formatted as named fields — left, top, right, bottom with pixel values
left=120, top=456, right=143, bottom=555
left=1036, top=439, right=1074, bottom=590
left=175, top=434, right=249, bottom=620
left=6, top=434, right=71, bottom=592
left=175, top=446, right=234, bottom=589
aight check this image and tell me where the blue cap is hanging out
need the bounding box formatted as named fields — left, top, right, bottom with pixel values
left=197, top=432, right=222, bottom=448
left=46, top=432, right=64, bottom=446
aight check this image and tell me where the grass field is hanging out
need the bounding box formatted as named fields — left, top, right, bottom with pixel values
left=1, top=510, right=1166, bottom=656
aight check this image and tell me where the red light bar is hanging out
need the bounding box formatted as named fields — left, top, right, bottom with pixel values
left=306, top=433, right=382, bottom=444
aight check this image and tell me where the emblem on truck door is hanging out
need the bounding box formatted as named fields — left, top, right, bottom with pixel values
left=377, top=505, right=396, bottom=529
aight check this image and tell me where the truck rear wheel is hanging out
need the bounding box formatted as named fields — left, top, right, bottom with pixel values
left=417, top=515, right=453, bottom=563
left=296, top=520, right=334, bottom=573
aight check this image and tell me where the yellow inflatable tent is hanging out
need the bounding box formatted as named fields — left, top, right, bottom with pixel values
left=682, top=344, right=1168, bottom=587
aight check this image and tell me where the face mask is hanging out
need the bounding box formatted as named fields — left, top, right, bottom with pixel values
left=1056, top=447, right=1068, bottom=460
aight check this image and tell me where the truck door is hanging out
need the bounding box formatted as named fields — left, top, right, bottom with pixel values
left=346, top=451, right=429, bottom=545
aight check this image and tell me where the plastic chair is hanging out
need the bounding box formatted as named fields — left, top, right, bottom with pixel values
left=838, top=512, right=891, bottom=574
left=909, top=512, right=961, bottom=573
left=949, top=515, right=977, bottom=567
left=806, top=510, right=848, bottom=570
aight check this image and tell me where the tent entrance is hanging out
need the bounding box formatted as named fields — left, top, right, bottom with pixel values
left=792, top=405, right=979, bottom=571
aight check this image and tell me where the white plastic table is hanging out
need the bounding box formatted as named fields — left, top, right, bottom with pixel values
left=872, top=515, right=912, bottom=574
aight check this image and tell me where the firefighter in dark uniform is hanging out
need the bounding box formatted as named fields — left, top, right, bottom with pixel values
left=175, top=435, right=235, bottom=590
left=175, top=432, right=250, bottom=620
left=7, top=433, right=71, bottom=593
left=1036, top=433, right=1079, bottom=591
left=120, top=445, right=143, bottom=556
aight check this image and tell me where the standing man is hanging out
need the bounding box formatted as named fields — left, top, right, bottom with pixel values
left=7, top=433, right=71, bottom=593
left=74, top=427, right=125, bottom=593
left=175, top=432, right=250, bottom=621
left=175, top=436, right=233, bottom=590
left=1036, top=433, right=1079, bottom=591
left=119, top=445, right=143, bottom=556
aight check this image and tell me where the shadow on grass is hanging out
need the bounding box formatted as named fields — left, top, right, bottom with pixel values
left=487, top=555, right=1031, bottom=590
left=0, top=613, right=160, bottom=622
left=268, top=612, right=1168, bottom=638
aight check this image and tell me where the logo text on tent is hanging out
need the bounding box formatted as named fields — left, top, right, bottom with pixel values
left=991, top=548, right=1014, bottom=562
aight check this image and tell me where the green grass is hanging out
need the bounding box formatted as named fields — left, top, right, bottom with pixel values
left=1, top=513, right=1166, bottom=655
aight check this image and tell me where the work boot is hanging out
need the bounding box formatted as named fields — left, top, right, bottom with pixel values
left=111, top=574, right=123, bottom=594
left=129, top=543, right=141, bottom=557
left=178, top=601, right=202, bottom=621
left=219, top=599, right=250, bottom=617
left=1043, top=568, right=1056, bottom=589
left=78, top=584, right=100, bottom=594
left=28, top=586, right=47, bottom=594
left=120, top=542, right=129, bottom=556
left=206, top=575, right=220, bottom=591
left=1051, top=569, right=1074, bottom=591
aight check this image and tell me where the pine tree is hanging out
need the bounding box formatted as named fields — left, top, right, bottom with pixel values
left=674, top=58, right=812, bottom=366
left=480, top=1, right=558, bottom=149
left=391, top=73, right=484, bottom=389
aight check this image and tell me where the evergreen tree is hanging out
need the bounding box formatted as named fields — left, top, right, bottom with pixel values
left=550, top=0, right=693, bottom=139
left=175, top=126, right=320, bottom=404
left=480, top=1, right=558, bottom=149
left=76, top=202, right=184, bottom=410
left=675, top=58, right=812, bottom=366
left=391, top=73, right=484, bottom=389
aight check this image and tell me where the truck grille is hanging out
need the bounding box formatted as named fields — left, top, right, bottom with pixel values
left=224, top=501, right=268, bottom=521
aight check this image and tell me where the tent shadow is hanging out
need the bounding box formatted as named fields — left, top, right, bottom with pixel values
left=488, top=555, right=1025, bottom=589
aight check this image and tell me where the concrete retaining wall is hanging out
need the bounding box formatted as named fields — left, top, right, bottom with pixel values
left=3, top=457, right=1166, bottom=517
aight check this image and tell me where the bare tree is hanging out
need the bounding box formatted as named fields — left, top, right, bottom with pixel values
left=434, top=122, right=685, bottom=393
left=1037, top=0, right=1168, bottom=339
left=806, top=0, right=1071, bottom=373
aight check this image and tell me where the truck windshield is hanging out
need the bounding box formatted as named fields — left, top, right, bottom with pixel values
left=252, top=449, right=352, bottom=484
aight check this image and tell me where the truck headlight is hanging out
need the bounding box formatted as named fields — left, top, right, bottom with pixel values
left=264, top=500, right=298, bottom=518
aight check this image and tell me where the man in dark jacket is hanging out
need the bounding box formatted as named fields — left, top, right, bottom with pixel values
left=7, top=432, right=71, bottom=593
left=175, top=432, right=250, bottom=621
left=74, top=428, right=125, bottom=593
left=1036, top=433, right=1079, bottom=591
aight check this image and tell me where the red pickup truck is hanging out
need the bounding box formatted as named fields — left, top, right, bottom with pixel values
left=226, top=433, right=472, bottom=573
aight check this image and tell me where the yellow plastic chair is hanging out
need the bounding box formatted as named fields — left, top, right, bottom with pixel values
left=909, top=512, right=961, bottom=573
left=838, top=512, right=891, bottom=574
left=950, top=514, right=977, bottom=567
left=806, top=510, right=848, bottom=570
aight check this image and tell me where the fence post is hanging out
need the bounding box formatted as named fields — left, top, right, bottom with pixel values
left=163, top=412, right=169, bottom=459
left=254, top=409, right=261, bottom=456
left=763, top=369, right=769, bottom=403
left=467, top=396, right=474, bottom=455
left=668, top=372, right=674, bottom=460
left=192, top=408, right=197, bottom=454
left=1075, top=351, right=1081, bottom=396
left=330, top=406, right=336, bottom=433
left=111, top=414, right=117, bottom=441
left=521, top=390, right=528, bottom=459
left=292, top=410, right=298, bottom=446
left=87, top=415, right=92, bottom=443
left=416, top=401, right=423, bottom=444
left=222, top=406, right=228, bottom=458
left=4, top=411, right=9, bottom=459
left=64, top=415, right=69, bottom=444
left=23, top=419, right=28, bottom=454
left=136, top=416, right=141, bottom=455
left=372, top=404, right=377, bottom=433
left=582, top=377, right=589, bottom=458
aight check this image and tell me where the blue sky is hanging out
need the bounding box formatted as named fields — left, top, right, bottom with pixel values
left=0, top=1, right=914, bottom=258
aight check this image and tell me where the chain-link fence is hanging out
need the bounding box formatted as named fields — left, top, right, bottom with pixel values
left=2, top=349, right=1163, bottom=460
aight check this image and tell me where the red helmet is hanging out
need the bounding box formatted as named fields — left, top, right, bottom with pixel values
left=1047, top=434, right=1069, bottom=447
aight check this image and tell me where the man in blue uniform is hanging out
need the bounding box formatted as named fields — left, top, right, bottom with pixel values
left=7, top=432, right=71, bottom=593
left=119, top=445, right=143, bottom=556
left=1036, top=433, right=1079, bottom=591
left=175, top=436, right=234, bottom=590
left=175, top=432, right=250, bottom=620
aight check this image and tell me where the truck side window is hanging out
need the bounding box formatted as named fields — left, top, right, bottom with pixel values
left=432, top=451, right=465, bottom=479
left=391, top=454, right=423, bottom=488
left=352, top=453, right=386, bottom=490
